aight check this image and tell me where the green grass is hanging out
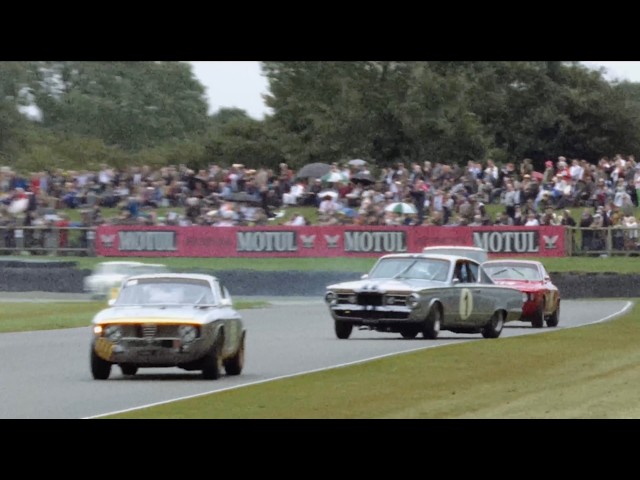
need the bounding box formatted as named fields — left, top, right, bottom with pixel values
left=107, top=300, right=640, bottom=419
left=25, top=254, right=640, bottom=275
left=0, top=300, right=269, bottom=333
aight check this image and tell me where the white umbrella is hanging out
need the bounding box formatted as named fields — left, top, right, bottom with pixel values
left=318, top=190, right=339, bottom=201
left=347, top=158, right=367, bottom=167
left=384, top=202, right=417, bottom=215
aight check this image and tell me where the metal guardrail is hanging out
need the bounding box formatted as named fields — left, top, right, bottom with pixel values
left=564, top=226, right=640, bottom=256
left=0, top=226, right=96, bottom=256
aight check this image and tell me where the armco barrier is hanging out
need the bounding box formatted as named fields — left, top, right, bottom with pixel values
left=0, top=262, right=635, bottom=299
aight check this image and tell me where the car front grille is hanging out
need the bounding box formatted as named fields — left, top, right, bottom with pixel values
left=117, top=324, right=183, bottom=339
left=357, top=293, right=384, bottom=306
left=142, top=324, right=157, bottom=338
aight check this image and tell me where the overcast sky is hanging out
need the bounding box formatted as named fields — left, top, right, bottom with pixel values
left=189, top=61, right=640, bottom=121
left=189, top=61, right=271, bottom=120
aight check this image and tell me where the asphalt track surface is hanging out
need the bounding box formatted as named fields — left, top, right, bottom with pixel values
left=0, top=294, right=632, bottom=419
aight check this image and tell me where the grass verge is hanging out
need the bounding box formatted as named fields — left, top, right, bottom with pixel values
left=106, top=300, right=640, bottom=419
left=0, top=300, right=269, bottom=333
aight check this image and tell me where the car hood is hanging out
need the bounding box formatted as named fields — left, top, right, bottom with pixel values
left=492, top=279, right=545, bottom=292
left=327, top=278, right=443, bottom=293
left=92, top=306, right=213, bottom=325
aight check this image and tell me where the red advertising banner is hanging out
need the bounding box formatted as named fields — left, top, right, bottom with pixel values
left=95, top=225, right=565, bottom=258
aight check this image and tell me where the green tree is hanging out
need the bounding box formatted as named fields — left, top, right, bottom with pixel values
left=26, top=61, right=210, bottom=150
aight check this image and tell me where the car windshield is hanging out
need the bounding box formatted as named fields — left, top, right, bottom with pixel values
left=114, top=279, right=217, bottom=306
left=483, top=263, right=542, bottom=281
left=368, top=258, right=450, bottom=281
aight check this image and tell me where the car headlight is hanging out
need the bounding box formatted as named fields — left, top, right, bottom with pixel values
left=406, top=293, right=420, bottom=308
left=178, top=325, right=198, bottom=344
left=104, top=325, right=123, bottom=342
left=325, top=292, right=337, bottom=304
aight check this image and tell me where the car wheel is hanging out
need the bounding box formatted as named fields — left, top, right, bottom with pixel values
left=546, top=303, right=560, bottom=328
left=400, top=328, right=419, bottom=339
left=120, top=364, right=138, bottom=376
left=482, top=311, right=504, bottom=339
left=335, top=321, right=353, bottom=339
left=91, top=347, right=112, bottom=380
left=531, top=303, right=545, bottom=328
left=422, top=306, right=441, bottom=339
left=224, top=332, right=245, bottom=376
left=202, top=338, right=224, bottom=380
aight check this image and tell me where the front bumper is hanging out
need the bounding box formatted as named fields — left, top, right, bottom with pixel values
left=93, top=334, right=215, bottom=367
left=329, top=304, right=423, bottom=324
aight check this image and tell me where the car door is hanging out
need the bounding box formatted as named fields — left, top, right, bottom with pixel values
left=466, top=262, right=496, bottom=326
left=453, top=260, right=482, bottom=327
left=540, top=264, right=558, bottom=314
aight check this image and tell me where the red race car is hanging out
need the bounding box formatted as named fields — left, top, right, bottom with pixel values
left=482, top=259, right=560, bottom=328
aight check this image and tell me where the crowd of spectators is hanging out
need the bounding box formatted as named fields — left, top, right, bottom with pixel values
left=1, top=153, right=640, bottom=251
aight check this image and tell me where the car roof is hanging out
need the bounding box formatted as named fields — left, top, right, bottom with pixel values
left=97, top=261, right=146, bottom=266
left=124, top=273, right=218, bottom=282
left=482, top=259, right=542, bottom=266
left=422, top=245, right=487, bottom=252
left=378, top=253, right=479, bottom=262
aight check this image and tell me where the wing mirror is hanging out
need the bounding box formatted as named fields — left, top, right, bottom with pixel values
left=452, top=278, right=460, bottom=285
left=108, top=298, right=116, bottom=306
left=361, top=274, right=369, bottom=279
left=220, top=298, right=233, bottom=307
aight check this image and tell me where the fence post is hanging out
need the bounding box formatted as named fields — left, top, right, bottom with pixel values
left=14, top=228, right=24, bottom=253
left=86, top=228, right=96, bottom=257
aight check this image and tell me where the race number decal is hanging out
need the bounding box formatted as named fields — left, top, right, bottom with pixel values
left=459, top=288, right=473, bottom=320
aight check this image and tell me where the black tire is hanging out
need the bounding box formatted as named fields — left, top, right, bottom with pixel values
left=422, top=306, right=441, bottom=339
left=91, top=347, right=112, bottom=380
left=546, top=303, right=560, bottom=327
left=120, top=364, right=138, bottom=376
left=482, top=311, right=504, bottom=339
left=224, top=332, right=245, bottom=376
left=531, top=303, right=545, bottom=328
left=335, top=321, right=353, bottom=339
left=202, top=338, right=223, bottom=380
left=400, top=328, right=419, bottom=339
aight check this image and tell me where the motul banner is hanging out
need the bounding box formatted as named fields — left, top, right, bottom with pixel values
left=95, top=225, right=565, bottom=257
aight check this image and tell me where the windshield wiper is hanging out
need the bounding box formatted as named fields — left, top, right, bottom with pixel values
left=392, top=261, right=417, bottom=279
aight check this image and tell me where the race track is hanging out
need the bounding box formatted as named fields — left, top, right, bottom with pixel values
left=0, top=298, right=632, bottom=419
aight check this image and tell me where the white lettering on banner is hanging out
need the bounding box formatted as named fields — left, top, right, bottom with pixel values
left=473, top=231, right=539, bottom=253
left=118, top=231, right=177, bottom=251
left=344, top=231, right=407, bottom=253
left=237, top=231, right=297, bottom=252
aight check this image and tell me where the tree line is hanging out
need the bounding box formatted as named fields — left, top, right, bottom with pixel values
left=1, top=61, right=640, bottom=175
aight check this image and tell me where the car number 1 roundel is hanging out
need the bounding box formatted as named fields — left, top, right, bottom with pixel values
left=459, top=288, right=473, bottom=320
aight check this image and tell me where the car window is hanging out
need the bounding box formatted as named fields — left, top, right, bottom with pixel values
left=467, top=263, right=479, bottom=283
left=116, top=279, right=214, bottom=306
left=483, top=263, right=542, bottom=281
left=369, top=258, right=450, bottom=281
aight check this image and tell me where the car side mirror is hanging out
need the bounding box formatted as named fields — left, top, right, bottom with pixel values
left=361, top=273, right=369, bottom=279
left=220, top=298, right=232, bottom=307
left=544, top=276, right=550, bottom=282
left=108, top=299, right=116, bottom=307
